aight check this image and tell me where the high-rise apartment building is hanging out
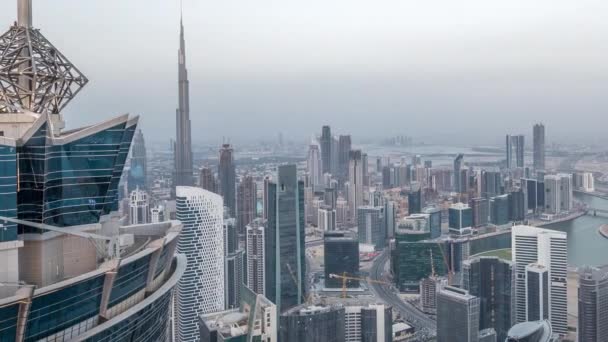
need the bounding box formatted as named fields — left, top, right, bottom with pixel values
left=490, top=194, right=510, bottom=226
left=176, top=186, right=225, bottom=341
left=128, top=129, right=147, bottom=191
left=512, top=225, right=568, bottom=336
left=174, top=16, right=194, bottom=187
left=437, top=286, right=480, bottom=342
left=408, top=182, right=422, bottom=214
left=129, top=187, right=150, bottom=224
left=343, top=304, right=392, bottom=342
left=544, top=174, right=572, bottom=215
left=265, top=165, right=306, bottom=313
left=199, top=166, right=217, bottom=193
left=533, top=123, right=546, bottom=171
left=462, top=256, right=515, bottom=341
left=218, top=143, right=236, bottom=216
left=420, top=276, right=448, bottom=315
left=349, top=150, right=364, bottom=223
left=246, top=219, right=266, bottom=295
left=237, top=174, right=257, bottom=234
left=578, top=265, right=608, bottom=341
left=318, top=206, right=337, bottom=231
left=307, top=144, right=322, bottom=190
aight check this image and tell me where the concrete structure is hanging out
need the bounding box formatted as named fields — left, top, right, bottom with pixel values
left=246, top=219, right=266, bottom=295
left=578, top=265, right=608, bottom=341
left=174, top=15, right=193, bottom=187
left=176, top=187, right=225, bottom=341
left=219, top=144, right=236, bottom=217
left=420, top=276, right=448, bottom=315
left=437, top=286, right=480, bottom=342
left=512, top=225, right=568, bottom=337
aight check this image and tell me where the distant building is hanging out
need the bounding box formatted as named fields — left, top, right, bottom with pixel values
left=320, top=126, right=333, bottom=175
left=449, top=203, right=473, bottom=235
left=544, top=174, right=572, bottom=214
left=236, top=174, right=257, bottom=234
left=307, top=144, right=323, bottom=191
left=176, top=187, right=225, bottom=341
left=424, top=207, right=442, bottom=239
left=324, top=231, right=359, bottom=289
left=219, top=143, right=237, bottom=216
left=224, top=217, right=245, bottom=310
left=462, top=257, right=515, bottom=341
left=246, top=219, right=266, bottom=295
left=470, top=197, right=489, bottom=228
left=129, top=187, right=149, bottom=225
left=512, top=225, right=568, bottom=337
left=349, top=150, right=364, bottom=223
left=437, top=286, right=480, bottom=342
left=344, top=304, right=392, bottom=342
left=573, top=172, right=595, bottom=193
left=506, top=320, right=557, bottom=342
left=280, top=305, right=345, bottom=342
left=408, top=182, right=422, bottom=214
left=338, top=135, right=352, bottom=184
left=199, top=166, right=217, bottom=193
left=454, top=154, right=464, bottom=193
left=506, top=134, right=525, bottom=169
left=578, top=265, right=608, bottom=341
left=420, top=276, right=448, bottom=315
left=318, top=206, right=337, bottom=231
left=489, top=194, right=510, bottom=226
left=128, top=129, right=147, bottom=191
left=357, top=206, right=386, bottom=250
left=533, top=123, right=546, bottom=171
left=508, top=188, right=526, bottom=222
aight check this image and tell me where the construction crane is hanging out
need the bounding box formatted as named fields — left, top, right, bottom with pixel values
left=0, top=216, right=123, bottom=260
left=436, top=242, right=454, bottom=285
left=329, top=272, right=391, bottom=299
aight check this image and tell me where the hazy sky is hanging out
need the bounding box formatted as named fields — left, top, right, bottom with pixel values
left=2, top=1, right=607, bottom=145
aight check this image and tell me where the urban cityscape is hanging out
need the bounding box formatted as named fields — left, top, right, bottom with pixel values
left=0, top=1, right=607, bottom=342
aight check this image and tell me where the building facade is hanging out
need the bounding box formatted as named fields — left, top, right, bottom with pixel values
left=174, top=16, right=193, bottom=187
left=357, top=206, right=386, bottom=250
left=129, top=187, right=150, bottom=225
left=324, top=231, right=360, bottom=289
left=218, top=144, right=237, bottom=217
left=348, top=150, right=364, bottom=224
left=437, top=286, right=480, bottom=342
left=246, top=219, right=266, bottom=295
left=533, top=123, right=546, bottom=171
left=236, top=174, right=257, bottom=234
left=578, top=265, right=608, bottom=341
left=279, top=305, right=345, bottom=342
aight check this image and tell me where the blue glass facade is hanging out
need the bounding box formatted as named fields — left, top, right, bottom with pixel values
left=103, top=122, right=136, bottom=214
left=0, top=303, right=19, bottom=342
left=0, top=144, right=17, bottom=242
left=108, top=254, right=151, bottom=306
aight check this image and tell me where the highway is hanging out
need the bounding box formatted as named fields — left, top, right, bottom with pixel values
left=369, top=249, right=437, bottom=332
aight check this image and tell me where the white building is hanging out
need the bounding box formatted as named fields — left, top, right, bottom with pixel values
left=246, top=219, right=266, bottom=295
left=175, top=186, right=225, bottom=342
left=129, top=187, right=149, bottom=224
left=307, top=144, right=322, bottom=191
left=574, top=172, right=595, bottom=193
left=318, top=207, right=337, bottom=231
left=512, top=225, right=567, bottom=337
left=544, top=174, right=572, bottom=215
left=344, top=304, right=392, bottom=342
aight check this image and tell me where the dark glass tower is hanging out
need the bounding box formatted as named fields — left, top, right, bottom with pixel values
left=533, top=123, right=545, bottom=171
left=237, top=174, right=257, bottom=234
left=265, top=165, right=306, bottom=313
left=280, top=305, right=345, bottom=342
left=174, top=16, right=194, bottom=187
left=218, top=143, right=236, bottom=216
left=320, top=125, right=332, bottom=174
left=578, top=266, right=608, bottom=341
left=324, top=231, right=359, bottom=288
left=454, top=154, right=464, bottom=193
left=128, top=129, right=147, bottom=191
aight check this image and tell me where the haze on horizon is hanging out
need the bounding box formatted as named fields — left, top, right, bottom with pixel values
left=1, top=0, right=607, bottom=146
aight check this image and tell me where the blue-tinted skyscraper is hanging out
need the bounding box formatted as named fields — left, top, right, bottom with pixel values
left=449, top=203, right=473, bottom=235
left=408, top=182, right=422, bottom=214
left=265, top=164, right=306, bottom=313
left=219, top=143, right=237, bottom=216
left=490, top=194, right=510, bottom=225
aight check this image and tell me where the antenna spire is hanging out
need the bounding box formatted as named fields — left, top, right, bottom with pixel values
left=17, top=0, right=32, bottom=28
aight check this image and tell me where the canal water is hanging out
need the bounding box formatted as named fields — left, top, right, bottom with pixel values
left=543, top=192, right=608, bottom=267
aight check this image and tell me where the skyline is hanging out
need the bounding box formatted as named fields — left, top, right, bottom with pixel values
left=1, top=1, right=607, bottom=145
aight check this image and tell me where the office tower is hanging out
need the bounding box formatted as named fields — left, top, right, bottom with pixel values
left=533, top=123, right=545, bottom=171
left=336, top=197, right=348, bottom=226
left=324, top=231, right=359, bottom=289
left=385, top=201, right=397, bottom=238
left=307, top=144, right=322, bottom=190
left=223, top=217, right=245, bottom=310
left=489, top=194, right=510, bottom=226
left=448, top=203, right=473, bottom=235
left=573, top=172, right=595, bottom=192
left=280, top=305, right=345, bottom=342
left=263, top=175, right=271, bottom=220
left=199, top=166, right=217, bottom=193
left=318, top=206, right=337, bottom=231
left=506, top=320, right=557, bottom=342
left=236, top=174, right=257, bottom=234
left=344, top=304, right=392, bottom=342
left=425, top=207, right=442, bottom=239
left=559, top=173, right=572, bottom=212
left=174, top=16, right=193, bottom=187
left=246, top=219, right=266, bottom=295
left=408, top=182, right=422, bottom=214
left=420, top=276, right=448, bottom=315
left=543, top=174, right=572, bottom=215
left=150, top=205, right=164, bottom=223
left=508, top=188, right=526, bottom=221
left=454, top=154, right=464, bottom=192
left=176, top=187, right=225, bottom=341
left=218, top=143, right=237, bottom=216
left=506, top=135, right=513, bottom=169
left=362, top=153, right=369, bottom=186
left=199, top=286, right=277, bottom=342
left=338, top=135, right=352, bottom=183
left=437, top=286, right=480, bottom=342
left=506, top=135, right=525, bottom=169
left=129, top=187, right=150, bottom=224
left=462, top=257, right=515, bottom=341
left=348, top=150, right=364, bottom=223
left=525, top=263, right=550, bottom=322
left=512, top=225, right=568, bottom=336
left=128, top=129, right=147, bottom=191
left=265, top=165, right=306, bottom=313
left=481, top=170, right=502, bottom=198
left=376, top=157, right=382, bottom=172
left=0, top=2, right=184, bottom=338
left=320, top=125, right=333, bottom=174
left=382, top=166, right=392, bottom=188
left=578, top=266, right=608, bottom=341
left=324, top=187, right=337, bottom=209
left=471, top=197, right=489, bottom=227
left=357, top=206, right=386, bottom=249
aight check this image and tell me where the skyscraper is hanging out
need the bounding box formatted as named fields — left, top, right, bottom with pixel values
left=247, top=219, right=266, bottom=295
left=174, top=16, right=194, bottom=187
left=307, top=144, right=322, bottom=190
left=512, top=225, right=568, bottom=336
left=280, top=305, right=345, bottom=342
left=338, top=135, right=352, bottom=183
left=129, top=187, right=149, bottom=225
left=525, top=263, right=550, bottom=322
left=544, top=174, right=572, bottom=215
left=533, top=123, right=546, bottom=171
left=578, top=266, right=608, bottom=341
left=324, top=231, right=359, bottom=289
left=448, top=203, right=473, bottom=235
left=408, top=182, right=422, bottom=214
left=454, top=154, right=464, bottom=193
left=357, top=206, right=386, bottom=250
left=320, top=125, right=333, bottom=174
left=128, top=129, right=147, bottom=191
left=462, top=256, right=515, bottom=341
left=348, top=150, right=364, bottom=223
left=506, top=134, right=525, bottom=169
left=176, top=187, right=225, bottom=342
left=237, top=174, right=257, bottom=234
left=437, top=286, right=480, bottom=342
left=199, top=166, right=217, bottom=193
left=224, top=217, right=245, bottom=310
left=219, top=143, right=237, bottom=216
left=265, top=165, right=306, bottom=313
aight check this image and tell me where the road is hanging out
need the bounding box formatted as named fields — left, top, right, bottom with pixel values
left=369, top=249, right=437, bottom=332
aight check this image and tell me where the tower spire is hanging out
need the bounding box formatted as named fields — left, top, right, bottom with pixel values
left=17, top=0, right=32, bottom=28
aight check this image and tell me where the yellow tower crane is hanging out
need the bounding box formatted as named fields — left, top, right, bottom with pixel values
left=329, top=272, right=391, bottom=298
